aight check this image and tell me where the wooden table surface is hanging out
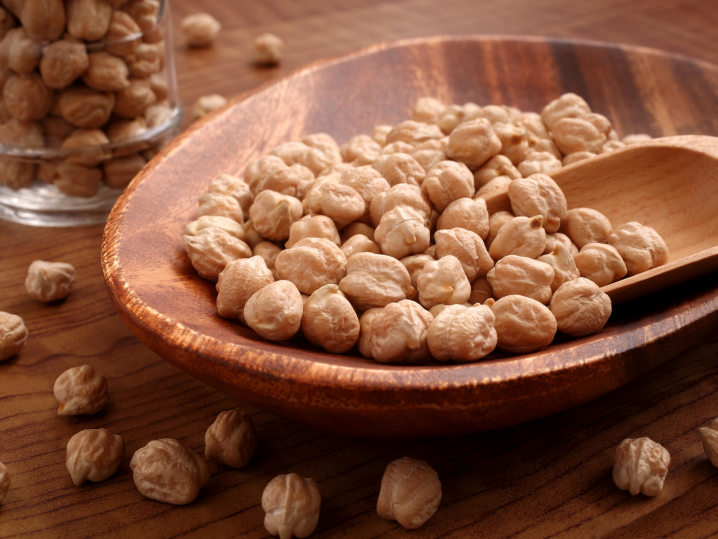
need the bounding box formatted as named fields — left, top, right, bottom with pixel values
left=3, top=0, right=718, bottom=537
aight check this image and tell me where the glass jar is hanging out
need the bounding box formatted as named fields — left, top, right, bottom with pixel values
left=0, top=0, right=182, bottom=227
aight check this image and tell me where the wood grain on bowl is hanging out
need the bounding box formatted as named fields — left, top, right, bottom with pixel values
left=102, top=36, right=718, bottom=438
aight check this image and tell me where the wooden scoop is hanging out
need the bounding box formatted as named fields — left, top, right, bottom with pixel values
left=482, top=135, right=718, bottom=305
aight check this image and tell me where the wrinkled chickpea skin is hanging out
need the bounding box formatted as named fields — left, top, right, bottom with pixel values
left=613, top=437, right=670, bottom=497
left=275, top=237, right=347, bottom=295
left=181, top=13, right=221, bottom=47
left=416, top=255, right=471, bottom=310
left=491, top=295, right=556, bottom=353
left=205, top=409, right=257, bottom=468
left=427, top=304, right=497, bottom=362
left=0, top=311, right=28, bottom=361
left=183, top=227, right=252, bottom=282
left=216, top=256, right=275, bottom=323
left=377, top=457, right=442, bottom=529
left=54, top=365, right=109, bottom=416
left=369, top=300, right=433, bottom=364
left=244, top=280, right=303, bottom=341
left=262, top=473, right=321, bottom=539
left=486, top=255, right=554, bottom=304
left=550, top=277, right=611, bottom=337
left=339, top=252, right=415, bottom=311
left=302, top=284, right=360, bottom=353
left=25, top=260, right=75, bottom=302
left=66, top=429, right=124, bottom=486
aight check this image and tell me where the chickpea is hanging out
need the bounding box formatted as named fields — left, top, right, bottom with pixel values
left=181, top=13, right=220, bottom=47
left=0, top=461, right=8, bottom=502
left=563, top=151, right=596, bottom=166
left=241, top=220, right=264, bottom=249
left=340, top=221, right=375, bottom=244
left=698, top=419, right=718, bottom=469
left=370, top=183, right=431, bottom=227
left=54, top=365, right=108, bottom=416
left=549, top=277, right=611, bottom=337
left=516, top=111, right=550, bottom=140
left=485, top=210, right=514, bottom=250
left=217, top=256, right=274, bottom=323
left=244, top=280, right=303, bottom=341
left=339, top=165, right=389, bottom=222
left=301, top=284, right=360, bottom=353
left=600, top=140, right=626, bottom=153
left=102, top=153, right=147, bottom=189
left=190, top=93, right=227, bottom=121
left=20, top=0, right=65, bottom=42
left=437, top=102, right=481, bottom=134
left=144, top=101, right=173, bottom=129
left=249, top=190, right=303, bottom=242
left=623, top=133, right=652, bottom=145
left=386, top=120, right=443, bottom=146
left=275, top=237, right=347, bottom=295
left=66, top=429, right=124, bottom=486
left=416, top=255, right=471, bottom=309
left=0, top=158, right=35, bottom=189
left=421, top=160, right=474, bottom=213
left=25, top=260, right=75, bottom=302
left=400, top=253, right=435, bottom=289
left=61, top=129, right=112, bottom=166
left=489, top=215, right=547, bottom=261
left=493, top=122, right=530, bottom=165
left=613, top=437, right=669, bottom=497
left=543, top=232, right=578, bottom=256
left=508, top=173, right=567, bottom=233
left=0, top=27, right=40, bottom=75
left=541, top=93, right=591, bottom=131
left=113, top=78, right=156, bottom=118
left=373, top=152, right=425, bottom=187
left=355, top=307, right=380, bottom=358
left=341, top=134, right=381, bottom=166
left=106, top=116, right=147, bottom=147
left=302, top=179, right=365, bottom=228
left=82, top=52, right=130, bottom=92
left=377, top=457, right=441, bottom=529
left=3, top=73, right=51, bottom=120
left=561, top=207, right=612, bottom=248
left=252, top=241, right=281, bottom=280
left=0, top=7, right=14, bottom=42
left=374, top=206, right=430, bottom=259
left=434, top=228, right=493, bottom=283
left=253, top=32, right=284, bottom=65
left=369, top=299, right=433, bottom=363
left=469, top=276, right=493, bottom=304
left=302, top=132, right=342, bottom=171
left=245, top=155, right=287, bottom=193
left=183, top=227, right=252, bottom=282
left=125, top=0, right=160, bottom=33
left=538, top=244, right=580, bottom=292
left=0, top=311, right=28, bottom=361
left=286, top=214, right=339, bottom=249
left=607, top=222, right=669, bottom=276
left=197, top=192, right=244, bottom=224
left=104, top=10, right=142, bottom=56
left=339, top=252, right=415, bottom=311
left=486, top=255, right=554, bottom=304
left=409, top=139, right=446, bottom=173
left=573, top=243, right=627, bottom=286
left=66, top=0, right=112, bottom=41
left=552, top=117, right=606, bottom=155
left=517, top=151, right=563, bottom=177
left=53, top=163, right=103, bottom=198
left=491, top=295, right=557, bottom=353
left=411, top=96, right=445, bottom=124
left=341, top=234, right=380, bottom=259
left=477, top=104, right=511, bottom=125
left=124, top=42, right=163, bottom=78
left=205, top=409, right=257, bottom=469
left=473, top=154, right=521, bottom=189
left=382, top=141, right=416, bottom=156
left=427, top=304, right=497, bottom=362
left=186, top=215, right=245, bottom=241
left=59, top=87, right=115, bottom=129
left=371, top=124, right=392, bottom=146
left=446, top=118, right=501, bottom=168
left=436, top=197, right=489, bottom=240
left=262, top=473, right=321, bottom=539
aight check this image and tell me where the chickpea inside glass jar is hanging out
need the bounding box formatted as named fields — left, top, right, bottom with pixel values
left=0, top=0, right=182, bottom=227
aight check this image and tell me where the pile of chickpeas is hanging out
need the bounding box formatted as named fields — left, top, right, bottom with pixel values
left=182, top=93, right=669, bottom=363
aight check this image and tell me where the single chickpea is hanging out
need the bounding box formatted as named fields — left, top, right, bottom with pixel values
left=59, top=87, right=115, bottom=129
left=0, top=311, right=28, bottom=361
left=493, top=122, right=530, bottom=165
left=124, top=0, right=161, bottom=32
left=286, top=214, right=340, bottom=248
left=606, top=222, right=669, bottom=276
left=381, top=141, right=415, bottom=155
left=181, top=13, right=221, bottom=47
left=254, top=32, right=284, bottom=65
left=131, top=439, right=210, bottom=505
left=561, top=207, right=612, bottom=248
left=552, top=117, right=606, bottom=155
left=698, top=419, right=718, bottom=469
left=341, top=134, right=381, bottom=165
left=486, top=255, right=554, bottom=304
left=508, top=173, right=568, bottom=233
left=613, top=437, right=670, bottom=497
left=54, top=365, right=109, bottom=416
left=469, top=276, right=493, bottom=304
left=400, top=254, right=435, bottom=289
left=249, top=190, right=303, bottom=241
left=427, top=304, right=497, bottom=362
left=550, top=277, right=611, bottom=337
left=543, top=232, right=578, bottom=256
left=25, top=260, right=75, bottom=302
left=124, top=42, right=164, bottom=78
left=377, top=457, right=441, bottom=529
left=0, top=28, right=41, bottom=75
left=411, top=96, right=445, bottom=124
left=338, top=252, right=415, bottom=311
left=473, top=154, right=522, bottom=189
left=301, top=284, right=360, bottom=353
left=517, top=151, right=563, bottom=177
left=436, top=197, right=489, bottom=240
left=183, top=227, right=252, bottom=282
left=372, top=124, right=392, bottom=146
left=302, top=179, right=365, bottom=229
left=370, top=183, right=432, bottom=227
left=198, top=192, right=244, bottom=224
left=104, top=11, right=142, bottom=56
left=434, top=228, right=493, bottom=283
left=528, top=137, right=562, bottom=159
left=0, top=461, right=8, bottom=502
left=600, top=140, right=626, bottom=153
left=103, top=154, right=147, bottom=189
left=217, top=256, right=274, bottom=323
left=65, top=0, right=112, bottom=41
left=357, top=307, right=382, bottom=358
left=573, top=243, right=627, bottom=287
left=516, top=111, right=551, bottom=140
left=339, top=165, right=389, bottom=222
left=374, top=206, right=430, bottom=259
left=563, top=151, right=596, bottom=166
left=3, top=73, right=51, bottom=120
left=241, top=220, right=265, bottom=249
left=113, top=78, right=157, bottom=118
left=416, top=255, right=471, bottom=309
left=540, top=93, right=591, bottom=131
left=386, top=120, right=443, bottom=146
left=341, top=234, right=381, bottom=259
left=275, top=237, right=347, bottom=295
left=52, top=163, right=103, bottom=198
left=302, top=132, right=343, bottom=173
left=82, top=52, right=130, bottom=92
left=491, top=295, right=557, bottom=353
left=340, top=222, right=375, bottom=244
left=262, top=473, right=321, bottom=539
left=205, top=409, right=257, bottom=468
left=409, top=139, right=446, bottom=173
left=66, top=429, right=124, bottom=486
left=20, top=0, right=65, bottom=41
left=537, top=244, right=581, bottom=292
left=61, top=129, right=112, bottom=166
left=252, top=241, right=281, bottom=280
left=437, top=102, right=480, bottom=134
left=206, top=173, right=254, bottom=215
left=369, top=300, right=433, bottom=364
left=489, top=215, right=547, bottom=261
left=191, top=94, right=227, bottom=121
left=186, top=215, right=245, bottom=241
left=446, top=118, right=502, bottom=168
left=244, top=280, right=303, bottom=341
left=421, top=160, right=474, bottom=213
left=373, top=152, right=426, bottom=187
left=245, top=155, right=287, bottom=193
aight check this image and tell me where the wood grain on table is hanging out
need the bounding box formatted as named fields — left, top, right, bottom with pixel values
left=2, top=0, right=718, bottom=537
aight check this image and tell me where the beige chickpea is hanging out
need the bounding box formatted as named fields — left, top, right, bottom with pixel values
left=408, top=139, right=446, bottom=174
left=65, top=0, right=112, bottom=41
left=446, top=118, right=501, bottom=168
left=66, top=429, right=124, bottom=486
left=607, top=222, right=669, bottom=276
left=340, top=221, right=375, bottom=244
left=54, top=365, right=108, bottom=416
left=508, top=173, right=567, bottom=233
left=341, top=234, right=380, bottom=259
left=563, top=151, right=596, bottom=166
left=561, top=207, right=612, bottom=248
left=517, top=151, right=563, bottom=177
left=386, top=120, right=443, bottom=146
left=541, top=93, right=591, bottom=131
left=434, top=228, right=493, bottom=283
left=427, top=304, right=497, bottom=362
left=205, top=409, right=257, bottom=468
left=369, top=299, right=433, bottom=363
left=549, top=277, right=611, bottom=337
left=473, top=154, right=521, bottom=189
left=61, top=129, right=112, bottom=166
left=357, top=307, right=381, bottom=358
left=302, top=179, right=365, bottom=228
left=144, top=101, right=173, bottom=128
left=102, top=153, right=147, bottom=189
left=528, top=137, right=562, bottom=159
left=113, top=78, right=156, bottom=118
left=106, top=116, right=147, bottom=147
left=20, top=0, right=65, bottom=42
left=51, top=163, right=103, bottom=198
left=600, top=140, right=626, bottom=153
left=341, top=134, right=381, bottom=165
left=124, top=0, right=161, bottom=32
left=0, top=117, right=42, bottom=150
left=516, top=111, right=550, bottom=140
left=183, top=227, right=252, bottom=282
left=486, top=255, right=554, bottom=304
left=42, top=116, right=74, bottom=145
left=124, top=42, right=164, bottom=78
left=377, top=457, right=441, bottom=529
left=104, top=10, right=142, bottom=56
left=186, top=215, right=245, bottom=241
left=416, top=255, right=471, bottom=309
left=253, top=32, right=284, bottom=65
left=340, top=165, right=389, bottom=222
left=0, top=461, right=9, bottom=502
left=411, top=96, right=445, bottom=124
left=275, top=237, right=347, bottom=295
left=25, top=260, right=75, bottom=302
left=491, top=295, right=557, bottom=353
left=372, top=124, right=392, bottom=146
left=0, top=311, right=28, bottom=361
left=59, top=87, right=115, bottom=129
left=373, top=152, right=425, bottom=187
left=241, top=220, right=264, bottom=249
left=544, top=232, right=578, bottom=256
left=250, top=190, right=303, bottom=242
left=437, top=102, right=481, bottom=134
left=370, top=183, right=431, bottom=227
left=216, top=256, right=274, bottom=323
left=302, top=132, right=342, bottom=171
left=698, top=419, right=718, bottom=469
left=476, top=104, right=511, bottom=125
left=301, top=284, right=360, bottom=353
left=400, top=254, right=435, bottom=289
left=3, top=73, right=51, bottom=120
left=262, top=473, right=321, bottom=539
left=131, top=438, right=210, bottom=505
left=485, top=210, right=514, bottom=250
left=374, top=206, right=430, bottom=259
left=245, top=156, right=291, bottom=195
left=493, top=122, right=530, bottom=165
left=82, top=52, right=130, bottom=92
left=191, top=93, right=227, bottom=121
left=436, top=197, right=489, bottom=240
left=244, top=280, right=303, bottom=341
left=181, top=13, right=220, bottom=47
left=382, top=141, right=415, bottom=156
left=421, top=160, right=474, bottom=213
left=198, top=192, right=244, bottom=224
left=613, top=437, right=670, bottom=497
left=538, top=244, right=580, bottom=292
left=252, top=241, right=281, bottom=279
left=0, top=158, right=34, bottom=189
left=475, top=175, right=512, bottom=199
left=0, top=27, right=40, bottom=74
left=552, top=117, right=606, bottom=155
left=469, top=276, right=493, bottom=304
left=573, top=243, right=627, bottom=287
left=489, top=215, right=547, bottom=261
left=623, top=133, right=652, bottom=145
left=339, top=252, right=415, bottom=311
left=286, top=214, right=340, bottom=249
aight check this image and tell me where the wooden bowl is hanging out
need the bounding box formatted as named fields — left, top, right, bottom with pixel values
left=102, top=36, right=718, bottom=439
